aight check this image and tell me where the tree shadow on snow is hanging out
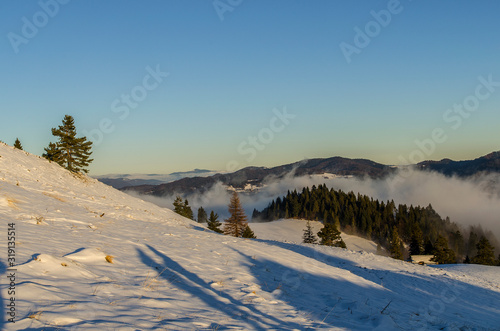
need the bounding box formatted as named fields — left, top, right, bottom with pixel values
left=250, top=239, right=500, bottom=330
left=137, top=244, right=312, bottom=330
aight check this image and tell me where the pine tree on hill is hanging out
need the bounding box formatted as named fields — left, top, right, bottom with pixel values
left=183, top=199, right=194, bottom=220
left=207, top=211, right=223, bottom=233
left=302, top=220, right=318, bottom=244
left=43, top=115, right=93, bottom=173
left=471, top=236, right=496, bottom=266
left=317, top=222, right=346, bottom=248
left=390, top=227, right=403, bottom=260
left=172, top=196, right=194, bottom=220
left=223, top=191, right=248, bottom=237
left=431, top=235, right=456, bottom=264
left=13, top=138, right=23, bottom=150
left=42, top=142, right=62, bottom=163
left=241, top=225, right=256, bottom=239
left=173, top=196, right=184, bottom=215
left=197, top=207, right=208, bottom=223
left=409, top=226, right=424, bottom=256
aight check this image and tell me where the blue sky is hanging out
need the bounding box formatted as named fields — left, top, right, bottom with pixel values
left=1, top=0, right=499, bottom=175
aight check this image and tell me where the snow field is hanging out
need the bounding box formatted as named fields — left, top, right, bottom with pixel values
left=0, top=143, right=499, bottom=330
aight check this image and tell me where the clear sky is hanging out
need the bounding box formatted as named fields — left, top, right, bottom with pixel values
left=1, top=0, right=499, bottom=175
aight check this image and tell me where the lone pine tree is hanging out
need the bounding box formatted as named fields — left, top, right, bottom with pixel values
left=13, top=138, right=23, bottom=150
left=431, top=235, right=456, bottom=264
left=471, top=236, right=496, bottom=266
left=207, top=211, right=223, bottom=233
left=390, top=226, right=404, bottom=260
left=317, top=222, right=346, bottom=248
left=302, top=220, right=318, bottom=244
left=223, top=191, right=249, bottom=237
left=43, top=115, right=93, bottom=173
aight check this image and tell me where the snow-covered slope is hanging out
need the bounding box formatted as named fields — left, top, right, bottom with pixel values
left=1, top=143, right=499, bottom=330
left=251, top=219, right=381, bottom=255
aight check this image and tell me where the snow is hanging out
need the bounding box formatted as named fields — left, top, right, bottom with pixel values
left=0, top=143, right=499, bottom=330
left=251, top=219, right=381, bottom=255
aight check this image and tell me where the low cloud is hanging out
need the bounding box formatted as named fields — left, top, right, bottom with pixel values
left=130, top=169, right=500, bottom=240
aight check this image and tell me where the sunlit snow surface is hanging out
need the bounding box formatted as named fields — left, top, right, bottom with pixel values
left=0, top=143, right=499, bottom=330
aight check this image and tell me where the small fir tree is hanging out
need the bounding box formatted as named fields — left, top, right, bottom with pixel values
left=13, top=138, right=23, bottom=150
left=172, top=196, right=193, bottom=220
left=390, top=227, right=404, bottom=260
left=302, top=220, right=318, bottom=244
left=409, top=226, right=424, bottom=256
left=207, top=211, right=223, bottom=233
left=431, top=235, right=456, bottom=264
left=317, top=222, right=346, bottom=248
left=241, top=225, right=256, bottom=239
left=173, top=196, right=184, bottom=215
left=471, top=236, right=496, bottom=266
left=223, top=191, right=248, bottom=237
left=44, top=115, right=93, bottom=173
left=197, top=207, right=208, bottom=223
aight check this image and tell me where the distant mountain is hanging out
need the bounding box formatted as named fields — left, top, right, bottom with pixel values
left=95, top=169, right=217, bottom=189
left=121, top=157, right=395, bottom=196
left=119, top=151, right=500, bottom=198
left=417, top=151, right=500, bottom=177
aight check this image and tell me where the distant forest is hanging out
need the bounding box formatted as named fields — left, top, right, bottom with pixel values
left=252, top=184, right=499, bottom=261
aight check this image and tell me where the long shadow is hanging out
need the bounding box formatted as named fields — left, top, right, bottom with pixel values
left=229, top=247, right=397, bottom=330
left=137, top=244, right=310, bottom=330
left=251, top=239, right=500, bottom=329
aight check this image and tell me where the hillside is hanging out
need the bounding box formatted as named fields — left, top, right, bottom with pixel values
left=250, top=219, right=381, bottom=254
left=1, top=143, right=499, bottom=330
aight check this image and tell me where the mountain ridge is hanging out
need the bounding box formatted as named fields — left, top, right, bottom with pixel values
left=119, top=151, right=500, bottom=197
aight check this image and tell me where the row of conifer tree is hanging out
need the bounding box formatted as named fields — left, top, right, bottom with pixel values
left=253, top=184, right=499, bottom=265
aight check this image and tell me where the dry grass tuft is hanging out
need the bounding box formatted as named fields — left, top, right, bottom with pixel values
left=43, top=192, right=66, bottom=202
left=6, top=197, right=19, bottom=209
left=28, top=311, right=43, bottom=320
left=105, top=255, right=114, bottom=264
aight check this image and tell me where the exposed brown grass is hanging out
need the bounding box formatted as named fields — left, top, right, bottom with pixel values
left=43, top=192, right=66, bottom=202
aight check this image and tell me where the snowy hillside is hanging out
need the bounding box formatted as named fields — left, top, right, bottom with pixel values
left=251, top=219, right=381, bottom=255
left=1, top=143, right=499, bottom=330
